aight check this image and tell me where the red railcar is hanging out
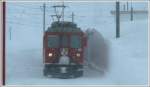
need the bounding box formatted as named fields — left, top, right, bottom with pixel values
left=43, top=22, right=87, bottom=78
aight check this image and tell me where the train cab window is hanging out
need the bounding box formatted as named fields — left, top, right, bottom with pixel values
left=48, top=35, right=59, bottom=48
left=61, top=35, right=69, bottom=47
left=70, top=35, right=81, bottom=48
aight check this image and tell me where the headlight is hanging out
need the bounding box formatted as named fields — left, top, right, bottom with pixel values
left=76, top=53, right=80, bottom=57
left=48, top=53, right=53, bottom=57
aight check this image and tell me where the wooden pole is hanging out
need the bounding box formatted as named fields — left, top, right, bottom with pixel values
left=43, top=3, right=46, bottom=33
left=9, top=27, right=12, bottom=40
left=116, top=2, right=120, bottom=38
left=72, top=12, right=74, bottom=23
left=131, top=7, right=133, bottom=21
left=2, top=1, right=6, bottom=85
left=127, top=2, right=129, bottom=11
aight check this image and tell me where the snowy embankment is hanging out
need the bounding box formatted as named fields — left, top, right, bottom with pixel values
left=6, top=2, right=148, bottom=85
left=108, top=19, right=148, bottom=85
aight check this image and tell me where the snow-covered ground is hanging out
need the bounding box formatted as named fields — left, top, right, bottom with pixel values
left=6, top=1, right=148, bottom=85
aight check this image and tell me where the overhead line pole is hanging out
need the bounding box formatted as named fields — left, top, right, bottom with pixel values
left=62, top=1, right=65, bottom=22
left=127, top=2, right=129, bottom=11
left=130, top=1, right=133, bottom=21
left=43, top=3, right=46, bottom=33
left=42, top=3, right=46, bottom=64
left=116, top=1, right=120, bottom=38
left=9, top=27, right=12, bottom=40
left=72, top=12, right=74, bottom=23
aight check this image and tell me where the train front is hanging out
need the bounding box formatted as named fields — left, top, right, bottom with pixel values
left=43, top=22, right=87, bottom=78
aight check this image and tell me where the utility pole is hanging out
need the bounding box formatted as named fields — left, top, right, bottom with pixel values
left=9, top=27, right=12, bottom=40
left=131, top=7, right=133, bottom=21
left=62, top=2, right=65, bottom=22
left=130, top=2, right=133, bottom=21
left=43, top=3, right=46, bottom=33
left=127, top=2, right=129, bottom=11
left=116, top=1, right=120, bottom=38
left=72, top=12, right=74, bottom=23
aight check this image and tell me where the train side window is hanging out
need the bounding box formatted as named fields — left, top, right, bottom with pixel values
left=70, top=35, right=81, bottom=48
left=48, top=35, right=59, bottom=48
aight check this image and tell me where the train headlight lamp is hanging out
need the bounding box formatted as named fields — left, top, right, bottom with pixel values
left=48, top=53, right=53, bottom=57
left=76, top=53, right=80, bottom=57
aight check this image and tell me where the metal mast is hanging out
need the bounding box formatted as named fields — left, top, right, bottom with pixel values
left=116, top=1, right=120, bottom=38
left=43, top=3, right=46, bottom=33
left=72, top=12, right=74, bottom=23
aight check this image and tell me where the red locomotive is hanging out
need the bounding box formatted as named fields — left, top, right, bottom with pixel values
left=43, top=4, right=87, bottom=78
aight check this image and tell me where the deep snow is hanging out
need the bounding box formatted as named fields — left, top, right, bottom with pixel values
left=6, top=1, right=148, bottom=85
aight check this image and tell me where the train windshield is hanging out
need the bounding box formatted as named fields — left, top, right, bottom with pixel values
left=61, top=35, right=68, bottom=47
left=48, top=35, right=81, bottom=48
left=48, top=35, right=59, bottom=48
left=70, top=35, right=81, bottom=48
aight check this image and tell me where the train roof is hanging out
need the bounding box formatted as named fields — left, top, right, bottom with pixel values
left=47, top=21, right=82, bottom=32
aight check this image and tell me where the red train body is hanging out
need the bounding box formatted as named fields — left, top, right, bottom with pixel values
left=43, top=22, right=87, bottom=78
